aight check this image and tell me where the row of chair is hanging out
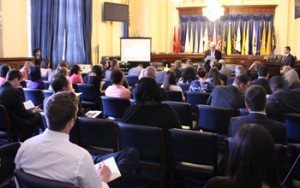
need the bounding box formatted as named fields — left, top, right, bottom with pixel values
left=70, top=117, right=219, bottom=187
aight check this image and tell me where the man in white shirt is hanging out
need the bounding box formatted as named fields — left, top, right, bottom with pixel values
left=15, top=92, right=138, bottom=188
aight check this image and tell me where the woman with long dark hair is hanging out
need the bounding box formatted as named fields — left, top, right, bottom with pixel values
left=205, top=124, right=282, bottom=188
left=162, top=70, right=184, bottom=101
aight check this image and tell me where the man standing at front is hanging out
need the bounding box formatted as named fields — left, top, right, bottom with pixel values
left=281, top=46, right=296, bottom=68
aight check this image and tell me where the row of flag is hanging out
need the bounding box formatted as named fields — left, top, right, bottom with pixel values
left=172, top=21, right=275, bottom=55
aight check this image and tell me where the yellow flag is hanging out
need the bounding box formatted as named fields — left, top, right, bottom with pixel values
left=260, top=22, right=266, bottom=55
left=221, top=24, right=226, bottom=52
left=227, top=23, right=232, bottom=55
left=266, top=22, right=272, bottom=55
left=241, top=22, right=246, bottom=55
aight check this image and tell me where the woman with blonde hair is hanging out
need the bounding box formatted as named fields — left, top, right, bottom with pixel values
left=284, top=69, right=300, bottom=89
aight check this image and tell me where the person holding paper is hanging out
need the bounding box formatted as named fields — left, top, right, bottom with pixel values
left=0, top=70, right=41, bottom=141
left=204, top=43, right=222, bottom=73
left=15, top=92, right=139, bottom=188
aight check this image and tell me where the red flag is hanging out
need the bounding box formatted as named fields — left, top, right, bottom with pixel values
left=173, top=26, right=176, bottom=53
left=176, top=26, right=181, bottom=53
left=216, top=35, right=222, bottom=50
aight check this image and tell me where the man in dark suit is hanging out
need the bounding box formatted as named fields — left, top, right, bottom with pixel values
left=207, top=75, right=249, bottom=109
left=204, top=43, right=222, bottom=72
left=0, top=70, right=41, bottom=140
left=174, top=60, right=182, bottom=81
left=251, top=65, right=272, bottom=94
left=229, top=85, right=287, bottom=144
left=266, top=76, right=300, bottom=122
left=281, top=46, right=296, bottom=68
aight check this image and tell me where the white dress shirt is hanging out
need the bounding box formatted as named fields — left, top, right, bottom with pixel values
left=15, top=129, right=109, bottom=188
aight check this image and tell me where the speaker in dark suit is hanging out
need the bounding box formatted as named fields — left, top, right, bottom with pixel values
left=282, top=46, right=296, bottom=68
left=204, top=43, right=222, bottom=72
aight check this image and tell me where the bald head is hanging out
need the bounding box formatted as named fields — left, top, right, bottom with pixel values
left=144, top=66, right=156, bottom=79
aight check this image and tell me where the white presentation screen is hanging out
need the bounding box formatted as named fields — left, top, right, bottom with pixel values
left=121, top=38, right=151, bottom=62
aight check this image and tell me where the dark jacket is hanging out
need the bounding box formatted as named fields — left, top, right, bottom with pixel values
left=229, top=113, right=287, bottom=144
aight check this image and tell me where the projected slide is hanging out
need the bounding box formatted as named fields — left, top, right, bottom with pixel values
left=121, top=38, right=151, bottom=62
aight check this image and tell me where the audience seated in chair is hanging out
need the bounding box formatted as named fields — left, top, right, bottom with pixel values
left=0, top=70, right=41, bottom=141
left=177, top=66, right=196, bottom=85
left=83, top=65, right=103, bottom=96
left=19, top=61, right=33, bottom=81
left=26, top=65, right=46, bottom=89
left=49, top=73, right=87, bottom=117
left=132, top=66, right=166, bottom=100
left=229, top=85, right=287, bottom=144
left=189, top=66, right=215, bottom=93
left=0, top=64, right=11, bottom=85
left=246, top=61, right=262, bottom=81
left=207, top=75, right=249, bottom=109
left=284, top=69, right=300, bottom=89
left=68, top=64, right=83, bottom=84
left=266, top=76, right=300, bottom=122
left=121, top=77, right=181, bottom=130
left=161, top=70, right=184, bottom=101
left=250, top=65, right=272, bottom=94
left=173, top=60, right=183, bottom=81
left=48, top=61, right=69, bottom=82
left=15, top=92, right=139, bottom=188
left=105, top=69, right=131, bottom=99
left=204, top=124, right=282, bottom=188
left=40, top=59, right=53, bottom=77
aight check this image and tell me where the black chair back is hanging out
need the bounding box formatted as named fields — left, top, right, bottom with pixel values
left=43, top=81, right=51, bottom=89
left=186, top=92, right=210, bottom=110
left=23, top=89, right=45, bottom=106
left=163, top=101, right=193, bottom=129
left=198, top=105, right=234, bottom=135
left=226, top=77, right=235, bottom=85
left=164, top=90, right=182, bottom=102
left=15, top=169, right=75, bottom=188
left=0, top=104, right=13, bottom=142
left=285, top=113, right=300, bottom=142
left=169, top=129, right=218, bottom=185
left=77, top=84, right=100, bottom=110
left=126, top=76, right=139, bottom=87
left=0, top=142, right=20, bottom=187
left=77, top=117, right=118, bottom=155
left=178, top=83, right=190, bottom=92
left=239, top=108, right=249, bottom=116
left=101, top=96, right=130, bottom=119
left=102, top=80, right=112, bottom=90
left=117, top=123, right=166, bottom=187
left=43, top=90, right=54, bottom=99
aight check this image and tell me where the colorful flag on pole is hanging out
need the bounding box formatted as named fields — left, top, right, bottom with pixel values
left=194, top=24, right=199, bottom=53
left=233, top=22, right=237, bottom=53
left=260, top=22, right=266, bottom=55
left=199, top=23, right=204, bottom=53
left=252, top=22, right=257, bottom=55
left=221, top=24, right=226, bottom=53
left=272, top=24, right=276, bottom=53
left=235, top=22, right=241, bottom=52
left=177, top=25, right=181, bottom=53
left=245, top=22, right=249, bottom=55
left=266, top=22, right=272, bottom=55
left=227, top=22, right=232, bottom=55
left=173, top=26, right=176, bottom=53
left=203, top=24, right=209, bottom=51
left=184, top=24, right=190, bottom=53
left=213, top=22, right=217, bottom=44
left=216, top=35, right=222, bottom=51
left=256, top=22, right=261, bottom=55
left=241, top=22, right=246, bottom=55
left=189, top=23, right=194, bottom=53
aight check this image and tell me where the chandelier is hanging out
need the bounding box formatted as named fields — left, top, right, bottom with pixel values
left=203, top=0, right=224, bottom=22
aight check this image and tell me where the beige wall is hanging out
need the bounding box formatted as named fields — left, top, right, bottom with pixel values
left=0, top=0, right=28, bottom=57
left=0, top=0, right=299, bottom=62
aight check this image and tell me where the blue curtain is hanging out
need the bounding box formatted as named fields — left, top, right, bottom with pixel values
left=180, top=14, right=274, bottom=55
left=31, top=0, right=92, bottom=68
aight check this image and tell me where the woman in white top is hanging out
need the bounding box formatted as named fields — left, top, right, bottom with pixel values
left=161, top=70, right=185, bottom=101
